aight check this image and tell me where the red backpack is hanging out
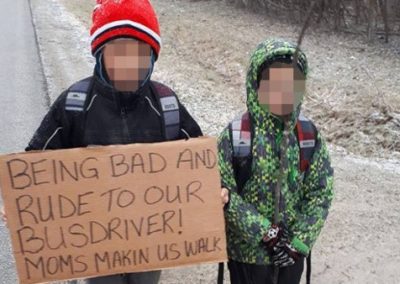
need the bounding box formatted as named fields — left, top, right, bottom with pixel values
left=229, top=111, right=317, bottom=191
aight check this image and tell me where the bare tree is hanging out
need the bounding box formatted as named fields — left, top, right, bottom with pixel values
left=222, top=0, right=400, bottom=42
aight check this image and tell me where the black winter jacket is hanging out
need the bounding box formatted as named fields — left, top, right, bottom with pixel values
left=26, top=75, right=202, bottom=150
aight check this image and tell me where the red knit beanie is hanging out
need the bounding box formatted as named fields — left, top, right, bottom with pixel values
left=90, top=0, right=161, bottom=59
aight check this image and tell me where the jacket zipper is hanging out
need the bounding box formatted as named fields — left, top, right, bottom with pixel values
left=121, top=107, right=131, bottom=142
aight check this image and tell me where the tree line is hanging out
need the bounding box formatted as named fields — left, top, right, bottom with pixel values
left=222, top=0, right=399, bottom=42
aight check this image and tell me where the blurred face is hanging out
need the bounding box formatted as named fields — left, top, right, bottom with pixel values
left=103, top=39, right=152, bottom=92
left=258, top=66, right=305, bottom=116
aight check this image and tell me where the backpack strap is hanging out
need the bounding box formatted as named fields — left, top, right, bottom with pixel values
left=151, top=81, right=181, bottom=140
left=230, top=112, right=317, bottom=173
left=296, top=113, right=317, bottom=172
left=231, top=112, right=252, bottom=158
left=230, top=112, right=252, bottom=193
left=306, top=251, right=312, bottom=284
left=64, top=77, right=93, bottom=147
left=65, top=77, right=92, bottom=112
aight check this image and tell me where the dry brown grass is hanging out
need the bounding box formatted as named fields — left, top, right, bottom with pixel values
left=61, top=0, right=400, bottom=159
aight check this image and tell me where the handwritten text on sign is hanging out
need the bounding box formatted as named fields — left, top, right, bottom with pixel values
left=0, top=137, right=227, bottom=284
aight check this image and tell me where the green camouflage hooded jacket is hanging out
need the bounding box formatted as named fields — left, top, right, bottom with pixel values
left=217, top=39, right=334, bottom=264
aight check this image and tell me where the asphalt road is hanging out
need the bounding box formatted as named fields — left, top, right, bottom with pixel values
left=0, top=0, right=48, bottom=282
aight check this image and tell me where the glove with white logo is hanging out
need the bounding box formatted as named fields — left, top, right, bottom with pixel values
left=262, top=223, right=302, bottom=267
left=262, top=224, right=282, bottom=249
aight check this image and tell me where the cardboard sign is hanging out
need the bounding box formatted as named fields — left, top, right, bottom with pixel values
left=0, top=137, right=227, bottom=284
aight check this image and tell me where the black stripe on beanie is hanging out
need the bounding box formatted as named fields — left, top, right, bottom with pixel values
left=92, top=24, right=160, bottom=47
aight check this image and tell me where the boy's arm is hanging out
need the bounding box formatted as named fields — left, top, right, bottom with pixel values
left=289, top=132, right=334, bottom=256
left=218, top=126, right=271, bottom=243
left=26, top=93, right=71, bottom=151
left=178, top=102, right=203, bottom=138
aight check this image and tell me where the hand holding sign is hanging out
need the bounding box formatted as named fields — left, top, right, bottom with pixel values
left=221, top=188, right=229, bottom=205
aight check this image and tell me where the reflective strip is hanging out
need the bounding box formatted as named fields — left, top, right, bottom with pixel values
left=300, top=139, right=315, bottom=148
left=86, top=94, right=98, bottom=111
left=181, top=128, right=190, bottom=139
left=145, top=96, right=161, bottom=117
left=90, top=20, right=162, bottom=47
left=65, top=106, right=85, bottom=111
left=42, top=127, right=63, bottom=151
left=66, top=92, right=87, bottom=112
left=67, top=98, right=85, bottom=106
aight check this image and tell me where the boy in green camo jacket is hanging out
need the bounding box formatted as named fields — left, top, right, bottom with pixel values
left=218, top=38, right=334, bottom=284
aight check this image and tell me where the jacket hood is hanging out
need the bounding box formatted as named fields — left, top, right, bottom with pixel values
left=246, top=38, right=308, bottom=130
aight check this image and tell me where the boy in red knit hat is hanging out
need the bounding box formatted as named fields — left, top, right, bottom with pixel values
left=6, top=0, right=203, bottom=283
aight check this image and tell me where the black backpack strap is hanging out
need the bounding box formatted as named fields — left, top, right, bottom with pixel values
left=306, top=251, right=312, bottom=284
left=151, top=81, right=181, bottom=141
left=64, top=77, right=93, bottom=147
left=217, top=262, right=224, bottom=284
